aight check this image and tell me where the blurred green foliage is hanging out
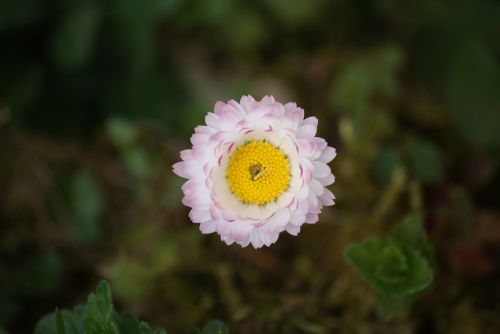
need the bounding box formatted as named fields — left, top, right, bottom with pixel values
left=344, top=216, right=434, bottom=319
left=1, top=0, right=500, bottom=333
left=33, top=281, right=227, bottom=334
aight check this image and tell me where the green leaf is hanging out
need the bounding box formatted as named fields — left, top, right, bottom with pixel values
left=68, top=170, right=104, bottom=244
left=0, top=325, right=9, bottom=334
left=389, top=215, right=433, bottom=259
left=410, top=140, right=443, bottom=185
left=374, top=293, right=415, bottom=321
left=344, top=215, right=435, bottom=318
left=114, top=312, right=168, bottom=334
left=122, top=147, right=150, bottom=178
left=56, top=308, right=66, bottom=334
left=83, top=281, right=118, bottom=334
left=50, top=3, right=102, bottom=71
left=344, top=238, right=432, bottom=297
left=34, top=307, right=85, bottom=334
left=331, top=46, right=403, bottom=130
left=375, top=146, right=402, bottom=184
left=107, top=118, right=138, bottom=147
left=201, top=320, right=229, bottom=334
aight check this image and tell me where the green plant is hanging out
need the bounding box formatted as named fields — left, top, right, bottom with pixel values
left=33, top=281, right=229, bottom=334
left=343, top=215, right=434, bottom=319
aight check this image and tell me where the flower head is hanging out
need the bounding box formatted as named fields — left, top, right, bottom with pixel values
left=173, top=95, right=336, bottom=248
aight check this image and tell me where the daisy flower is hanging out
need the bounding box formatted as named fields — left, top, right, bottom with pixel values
left=173, top=95, right=336, bottom=248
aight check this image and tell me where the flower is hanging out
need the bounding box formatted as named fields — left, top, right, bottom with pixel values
left=173, top=95, right=336, bottom=248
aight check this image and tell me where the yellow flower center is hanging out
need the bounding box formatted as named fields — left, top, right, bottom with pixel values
left=226, top=140, right=291, bottom=205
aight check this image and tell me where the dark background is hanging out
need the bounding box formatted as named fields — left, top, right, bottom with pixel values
left=1, top=0, right=500, bottom=333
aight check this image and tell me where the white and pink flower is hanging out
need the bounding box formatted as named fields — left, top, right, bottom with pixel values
left=173, top=95, right=336, bottom=248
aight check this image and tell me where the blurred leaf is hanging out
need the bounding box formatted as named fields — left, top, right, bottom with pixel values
left=50, top=3, right=102, bottom=71
left=104, top=257, right=152, bottom=302
left=374, top=293, right=414, bottom=321
left=410, top=140, right=443, bottom=185
left=84, top=281, right=118, bottom=334
left=389, top=215, right=433, bottom=259
left=0, top=326, right=8, bottom=334
left=344, top=215, right=434, bottom=318
left=375, top=146, right=402, bottom=184
left=122, top=147, right=150, bottom=178
left=68, top=170, right=104, bottom=244
left=219, top=10, right=266, bottom=52
left=107, top=118, right=138, bottom=147
left=114, top=312, right=168, bottom=334
left=34, top=306, right=86, bottom=334
left=201, top=320, right=229, bottom=334
left=344, top=238, right=432, bottom=297
left=34, top=282, right=171, bottom=334
left=331, top=46, right=403, bottom=131
left=446, top=40, right=500, bottom=149
left=56, top=308, right=67, bottom=334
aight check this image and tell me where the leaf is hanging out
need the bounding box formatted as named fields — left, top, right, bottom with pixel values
left=0, top=326, right=9, bottom=334
left=201, top=320, right=229, bottom=334
left=389, top=215, right=433, bottom=259
left=374, top=293, right=415, bottom=321
left=114, top=312, right=168, bottom=334
left=68, top=170, right=104, bottom=244
left=344, top=237, right=433, bottom=297
left=331, top=46, right=403, bottom=127
left=410, top=140, right=443, bottom=185
left=107, top=118, right=138, bottom=147
left=83, top=281, right=118, bottom=334
left=122, top=147, right=150, bottom=178
left=375, top=146, right=402, bottom=184
left=56, top=308, right=66, bottom=334
left=34, top=307, right=85, bottom=334
left=344, top=215, right=435, bottom=319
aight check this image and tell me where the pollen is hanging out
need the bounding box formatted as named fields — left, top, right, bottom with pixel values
left=226, top=140, right=291, bottom=205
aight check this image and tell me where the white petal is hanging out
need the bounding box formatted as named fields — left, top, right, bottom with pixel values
left=240, top=95, right=256, bottom=111
left=290, top=213, right=306, bottom=226
left=231, top=220, right=253, bottom=242
left=297, top=117, right=318, bottom=138
left=319, top=147, right=337, bottom=163
left=199, top=221, right=216, bottom=234
left=312, top=161, right=331, bottom=179
left=305, top=213, right=319, bottom=224
left=189, top=209, right=211, bottom=223
left=180, top=149, right=193, bottom=161
left=250, top=229, right=263, bottom=248
left=286, top=224, right=301, bottom=236
left=319, top=189, right=335, bottom=206
left=262, top=208, right=290, bottom=233
left=319, top=174, right=335, bottom=186
left=309, top=178, right=325, bottom=196
left=205, top=112, right=219, bottom=129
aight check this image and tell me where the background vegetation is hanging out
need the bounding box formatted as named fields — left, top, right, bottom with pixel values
left=1, top=0, right=500, bottom=333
